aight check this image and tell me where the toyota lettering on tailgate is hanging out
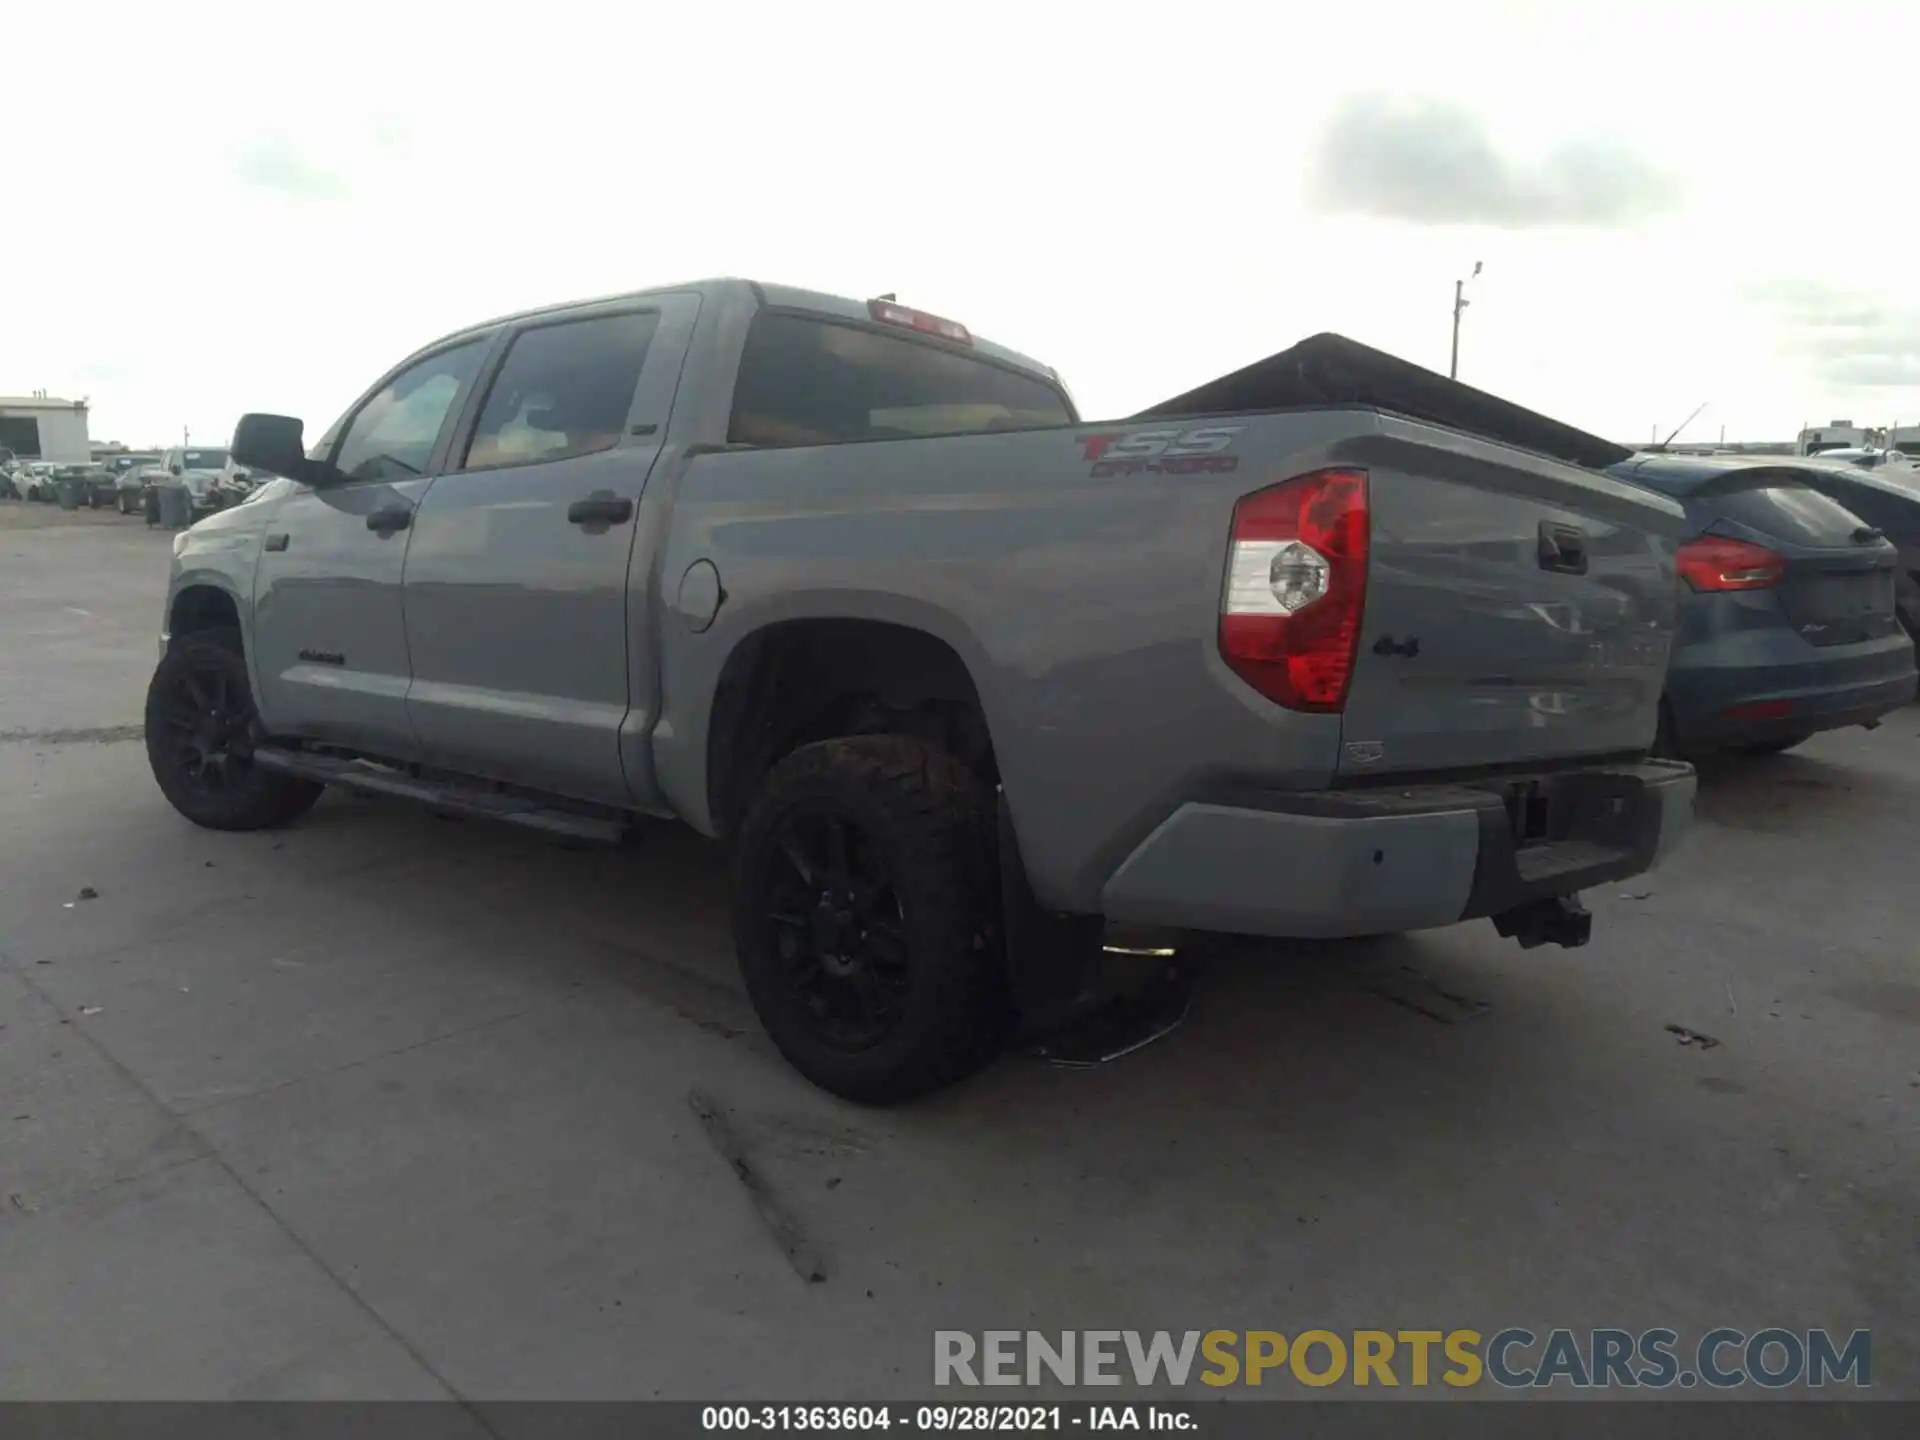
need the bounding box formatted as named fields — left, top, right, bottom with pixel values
left=1078, top=426, right=1244, bottom=477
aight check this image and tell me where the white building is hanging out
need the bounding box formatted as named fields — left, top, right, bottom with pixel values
left=1890, top=425, right=1920, bottom=459
left=1797, top=421, right=1869, bottom=456
left=0, top=393, right=92, bottom=465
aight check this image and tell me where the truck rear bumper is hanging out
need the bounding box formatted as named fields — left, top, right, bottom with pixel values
left=1098, top=759, right=1695, bottom=940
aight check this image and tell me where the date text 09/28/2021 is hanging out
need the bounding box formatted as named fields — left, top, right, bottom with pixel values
left=703, top=1406, right=1189, bottom=1432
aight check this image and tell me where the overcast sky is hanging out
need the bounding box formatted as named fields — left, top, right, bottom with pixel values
left=7, top=0, right=1918, bottom=449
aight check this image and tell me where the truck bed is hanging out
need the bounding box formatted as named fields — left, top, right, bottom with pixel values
left=652, top=339, right=1685, bottom=912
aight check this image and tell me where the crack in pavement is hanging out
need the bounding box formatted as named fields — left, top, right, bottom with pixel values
left=689, top=1087, right=829, bottom=1286
left=0, top=725, right=145, bottom=746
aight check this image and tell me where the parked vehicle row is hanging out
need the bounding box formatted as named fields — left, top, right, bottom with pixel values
left=5, top=460, right=64, bottom=501
left=0, top=459, right=117, bottom=506
left=0, top=448, right=257, bottom=519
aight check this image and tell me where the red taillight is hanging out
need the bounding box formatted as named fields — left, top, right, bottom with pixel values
left=1218, top=468, right=1370, bottom=712
left=1721, top=699, right=1794, bottom=721
left=867, top=297, right=971, bottom=345
left=1676, top=536, right=1785, bottom=592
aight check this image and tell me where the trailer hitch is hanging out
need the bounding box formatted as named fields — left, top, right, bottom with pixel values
left=1492, top=894, right=1593, bottom=950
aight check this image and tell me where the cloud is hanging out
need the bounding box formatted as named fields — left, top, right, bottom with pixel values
left=232, top=136, right=350, bottom=201
left=1306, top=93, right=1682, bottom=227
left=1743, top=279, right=1920, bottom=389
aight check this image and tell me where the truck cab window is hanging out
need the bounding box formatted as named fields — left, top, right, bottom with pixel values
left=461, top=312, right=659, bottom=472
left=727, top=312, right=1073, bottom=448
left=334, top=340, right=487, bottom=483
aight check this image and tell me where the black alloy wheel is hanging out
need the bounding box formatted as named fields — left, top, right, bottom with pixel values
left=732, top=735, right=1005, bottom=1103
left=145, top=630, right=323, bottom=830
left=761, top=804, right=912, bottom=1052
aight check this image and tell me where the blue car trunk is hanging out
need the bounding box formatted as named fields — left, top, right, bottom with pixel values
left=1610, top=456, right=1917, bottom=749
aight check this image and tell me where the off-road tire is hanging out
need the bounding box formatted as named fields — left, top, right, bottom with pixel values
left=731, top=735, right=1006, bottom=1104
left=145, top=629, right=323, bottom=831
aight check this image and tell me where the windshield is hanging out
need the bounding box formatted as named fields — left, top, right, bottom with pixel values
left=179, top=449, right=228, bottom=471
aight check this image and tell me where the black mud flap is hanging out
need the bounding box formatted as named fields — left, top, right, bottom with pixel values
left=997, top=796, right=1197, bottom=1062
left=997, top=796, right=1103, bottom=1033
left=1028, top=961, right=1194, bottom=1068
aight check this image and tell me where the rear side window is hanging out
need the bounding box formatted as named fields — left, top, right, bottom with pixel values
left=727, top=312, right=1073, bottom=448
left=462, top=311, right=659, bottom=471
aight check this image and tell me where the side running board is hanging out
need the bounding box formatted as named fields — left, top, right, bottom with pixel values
left=251, top=748, right=629, bottom=846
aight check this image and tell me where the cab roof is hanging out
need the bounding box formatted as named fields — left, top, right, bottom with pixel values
left=438, top=278, right=1061, bottom=385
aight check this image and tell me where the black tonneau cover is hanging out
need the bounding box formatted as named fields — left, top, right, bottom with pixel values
left=1134, top=332, right=1631, bottom=472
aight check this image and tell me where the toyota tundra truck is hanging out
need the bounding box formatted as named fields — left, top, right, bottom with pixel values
left=145, top=278, right=1695, bottom=1101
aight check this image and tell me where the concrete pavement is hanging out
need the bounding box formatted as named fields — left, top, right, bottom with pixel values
left=1, top=503, right=1915, bottom=1404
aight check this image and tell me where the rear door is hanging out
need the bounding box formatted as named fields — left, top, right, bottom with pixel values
left=400, top=294, right=699, bottom=804
left=1335, top=420, right=1683, bottom=777
left=1688, top=473, right=1900, bottom=647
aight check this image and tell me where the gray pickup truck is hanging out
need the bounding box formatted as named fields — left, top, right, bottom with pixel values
left=146, top=278, right=1695, bottom=1100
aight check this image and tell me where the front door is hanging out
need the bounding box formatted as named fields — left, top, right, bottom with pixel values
left=249, top=336, right=492, bottom=756
left=400, top=295, right=698, bottom=804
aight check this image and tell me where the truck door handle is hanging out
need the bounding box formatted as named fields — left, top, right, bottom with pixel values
left=366, top=504, right=412, bottom=534
left=567, top=494, right=634, bottom=528
left=1538, top=522, right=1588, bottom=576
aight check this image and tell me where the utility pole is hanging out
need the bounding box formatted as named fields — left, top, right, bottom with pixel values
left=1449, top=261, right=1483, bottom=380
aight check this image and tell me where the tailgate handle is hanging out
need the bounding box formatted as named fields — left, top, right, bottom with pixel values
left=1538, top=522, right=1588, bottom=576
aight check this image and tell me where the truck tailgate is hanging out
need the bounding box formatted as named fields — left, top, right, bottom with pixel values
left=1338, top=420, right=1683, bottom=775
left=1149, top=332, right=1685, bottom=777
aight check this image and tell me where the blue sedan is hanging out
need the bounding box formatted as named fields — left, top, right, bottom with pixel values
left=1609, top=453, right=1917, bottom=756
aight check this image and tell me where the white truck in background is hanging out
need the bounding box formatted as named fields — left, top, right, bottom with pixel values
left=1799, top=422, right=1871, bottom=456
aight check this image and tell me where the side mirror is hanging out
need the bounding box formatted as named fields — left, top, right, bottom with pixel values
left=169, top=464, right=183, bottom=476
left=231, top=413, right=322, bottom=484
